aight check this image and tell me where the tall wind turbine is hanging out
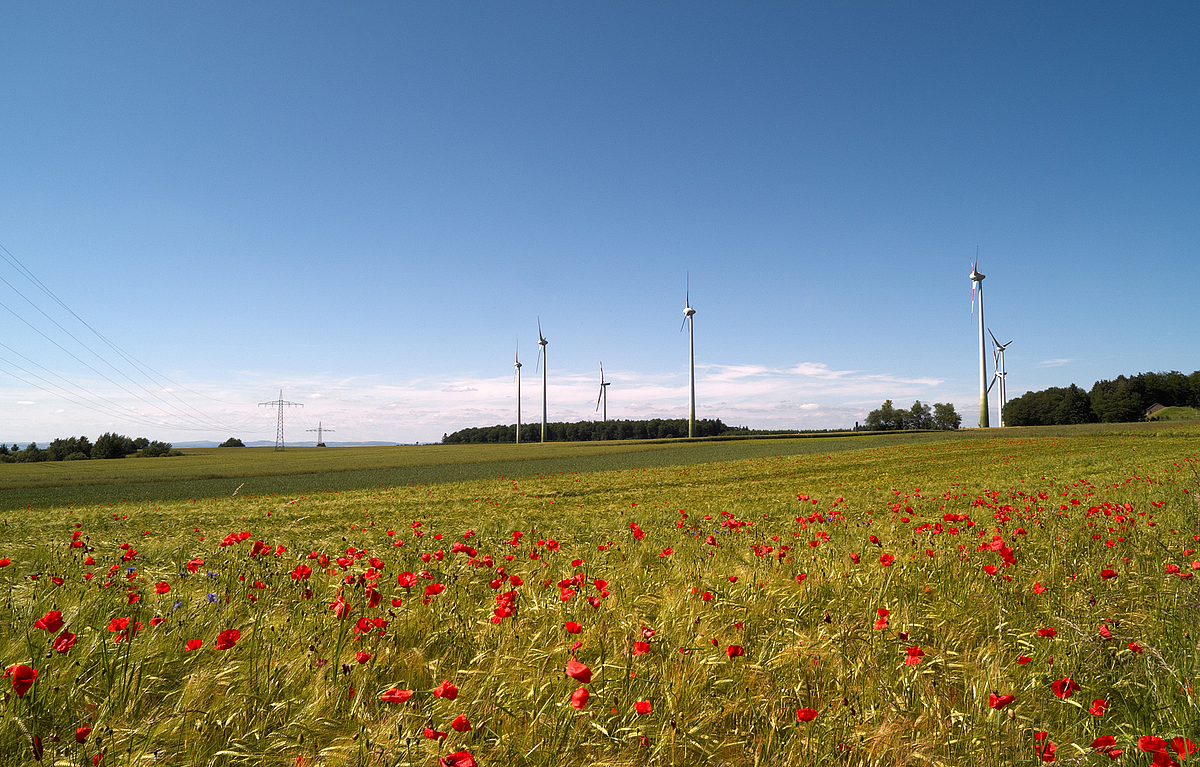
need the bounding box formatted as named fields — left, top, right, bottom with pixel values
left=596, top=363, right=610, bottom=422
left=536, top=319, right=548, bottom=443
left=681, top=275, right=696, bottom=438
left=989, top=329, right=1012, bottom=427
left=970, top=257, right=989, bottom=428
left=514, top=341, right=522, bottom=444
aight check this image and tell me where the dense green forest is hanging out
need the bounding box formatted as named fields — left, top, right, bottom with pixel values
left=442, top=418, right=739, bottom=444
left=1004, top=370, right=1200, bottom=426
left=0, top=433, right=179, bottom=463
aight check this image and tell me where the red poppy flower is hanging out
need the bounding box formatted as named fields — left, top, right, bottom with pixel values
left=1100, top=568, right=1117, bottom=579
left=1098, top=624, right=1112, bottom=639
left=451, top=715, right=472, bottom=732
left=1033, top=582, right=1046, bottom=594
left=355, top=651, right=371, bottom=664
left=432, top=680, right=458, bottom=700
left=564, top=622, right=582, bottom=634
left=439, top=752, right=477, bottom=767
left=701, top=591, right=713, bottom=601
left=1138, top=736, right=1168, bottom=753
left=1038, top=627, right=1057, bottom=638
left=107, top=617, right=130, bottom=632
left=1091, top=735, right=1116, bottom=753
left=75, top=726, right=92, bottom=743
left=879, top=553, right=895, bottom=566
left=565, top=659, right=592, bottom=684
left=34, top=610, right=64, bottom=633
left=1050, top=676, right=1079, bottom=699
left=903, top=646, right=924, bottom=665
left=632, top=641, right=649, bottom=656
left=424, top=583, right=446, bottom=597
left=8, top=664, right=37, bottom=697
left=155, top=582, right=171, bottom=594
left=380, top=688, right=412, bottom=703
left=1173, top=738, right=1197, bottom=759
left=1017, top=655, right=1033, bottom=664
left=1129, top=642, right=1143, bottom=654
left=849, top=552, right=860, bottom=564
left=795, top=707, right=818, bottom=722
left=989, top=693, right=1015, bottom=709
left=52, top=630, right=77, bottom=654
left=571, top=686, right=589, bottom=710
left=424, top=727, right=447, bottom=741
left=726, top=645, right=744, bottom=659
left=215, top=629, right=240, bottom=650
left=634, top=700, right=651, bottom=714
left=185, top=638, right=202, bottom=652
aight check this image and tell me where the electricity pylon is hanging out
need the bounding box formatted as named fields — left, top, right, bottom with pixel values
left=306, top=421, right=333, bottom=447
left=259, top=389, right=302, bottom=451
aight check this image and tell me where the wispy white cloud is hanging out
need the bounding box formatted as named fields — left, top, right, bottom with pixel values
left=1039, top=359, right=1072, bottom=367
left=0, top=361, right=969, bottom=444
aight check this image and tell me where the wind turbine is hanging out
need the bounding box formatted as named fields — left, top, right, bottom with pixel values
left=681, top=274, right=696, bottom=438
left=514, top=341, right=522, bottom=444
left=989, top=329, right=1012, bottom=427
left=970, top=256, right=989, bottom=428
left=595, top=363, right=610, bottom=422
left=536, top=318, right=548, bottom=443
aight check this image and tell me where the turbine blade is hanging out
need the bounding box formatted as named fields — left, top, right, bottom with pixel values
left=681, top=315, right=688, bottom=332
left=988, top=327, right=1000, bottom=347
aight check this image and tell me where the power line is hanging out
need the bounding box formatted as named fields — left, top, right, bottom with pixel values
left=259, top=390, right=302, bottom=451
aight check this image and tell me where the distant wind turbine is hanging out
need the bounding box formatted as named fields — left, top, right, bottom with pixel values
left=681, top=274, right=697, bottom=438
left=595, top=363, right=610, bottom=422
left=970, top=255, right=989, bottom=428
left=536, top=318, right=548, bottom=443
left=514, top=341, right=522, bottom=444
left=989, top=329, right=1012, bottom=427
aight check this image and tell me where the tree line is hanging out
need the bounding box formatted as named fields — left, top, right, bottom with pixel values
left=0, top=433, right=180, bottom=463
left=1003, top=370, right=1200, bottom=426
left=861, top=400, right=962, bottom=431
left=442, top=418, right=734, bottom=444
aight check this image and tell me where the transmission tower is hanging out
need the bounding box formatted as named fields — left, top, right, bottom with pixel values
left=258, top=389, right=303, bottom=451
left=306, top=421, right=334, bottom=447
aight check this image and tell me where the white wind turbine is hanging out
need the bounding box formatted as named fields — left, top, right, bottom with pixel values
left=970, top=256, right=990, bottom=428
left=536, top=318, right=548, bottom=443
left=595, top=363, right=610, bottom=422
left=514, top=341, right=522, bottom=444
left=989, top=329, right=1012, bottom=427
left=681, top=274, right=697, bottom=438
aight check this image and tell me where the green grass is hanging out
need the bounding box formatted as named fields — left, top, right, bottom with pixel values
left=3, top=421, right=1197, bottom=511
left=1149, top=406, right=1200, bottom=422
left=0, top=429, right=1198, bottom=765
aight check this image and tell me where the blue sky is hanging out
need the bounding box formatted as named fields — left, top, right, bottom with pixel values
left=2, top=2, right=1198, bottom=444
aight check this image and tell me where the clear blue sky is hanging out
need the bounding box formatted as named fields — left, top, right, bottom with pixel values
left=2, top=2, right=1198, bottom=444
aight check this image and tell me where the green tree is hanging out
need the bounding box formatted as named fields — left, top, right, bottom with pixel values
left=219, top=437, right=245, bottom=447
left=1052, top=384, right=1096, bottom=424
left=93, top=432, right=132, bottom=459
left=908, top=401, right=933, bottom=430
left=865, top=400, right=901, bottom=430
left=932, top=403, right=961, bottom=430
left=1090, top=377, right=1144, bottom=423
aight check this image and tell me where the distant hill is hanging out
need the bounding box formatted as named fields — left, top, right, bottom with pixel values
left=1146, top=406, right=1200, bottom=422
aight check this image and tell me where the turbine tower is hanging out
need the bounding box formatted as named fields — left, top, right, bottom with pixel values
left=989, top=329, right=1012, bottom=427
left=514, top=342, right=522, bottom=444
left=681, top=275, right=697, bottom=438
left=596, top=363, right=610, bottom=422
left=970, top=258, right=989, bottom=428
left=536, top=319, right=548, bottom=443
